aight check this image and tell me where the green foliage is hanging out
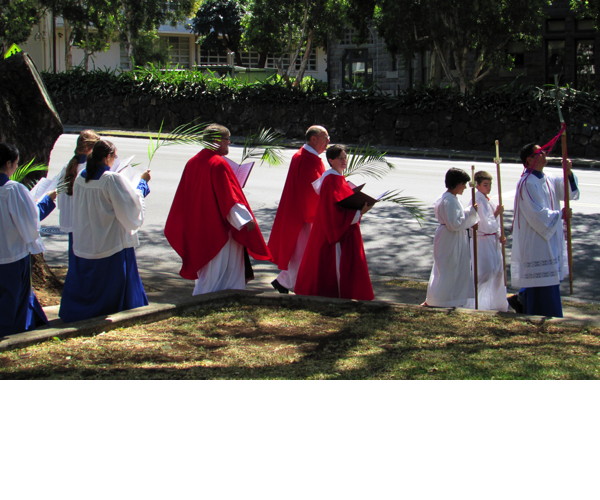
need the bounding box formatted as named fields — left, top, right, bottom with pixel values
left=0, top=0, right=39, bottom=53
left=41, top=68, right=600, bottom=127
left=240, top=127, right=285, bottom=165
left=344, top=145, right=425, bottom=223
left=191, top=0, right=246, bottom=63
left=147, top=119, right=213, bottom=167
left=354, top=0, right=551, bottom=92
left=9, top=158, right=49, bottom=189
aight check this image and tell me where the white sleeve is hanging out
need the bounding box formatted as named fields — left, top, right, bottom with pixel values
left=106, top=173, right=145, bottom=232
left=227, top=203, right=253, bottom=230
left=10, top=183, right=44, bottom=254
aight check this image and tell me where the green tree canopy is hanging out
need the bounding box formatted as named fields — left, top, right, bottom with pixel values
left=350, top=0, right=551, bottom=92
left=190, top=0, right=246, bottom=65
left=0, top=0, right=40, bottom=54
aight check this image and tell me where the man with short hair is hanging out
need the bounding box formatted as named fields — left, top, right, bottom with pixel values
left=165, top=123, right=271, bottom=295
left=510, top=143, right=579, bottom=317
left=268, top=125, right=330, bottom=293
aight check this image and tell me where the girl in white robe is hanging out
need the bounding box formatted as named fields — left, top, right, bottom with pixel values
left=425, top=168, right=479, bottom=308
left=468, top=171, right=508, bottom=312
left=0, top=143, right=48, bottom=335
left=59, top=139, right=151, bottom=323
left=55, top=130, right=100, bottom=267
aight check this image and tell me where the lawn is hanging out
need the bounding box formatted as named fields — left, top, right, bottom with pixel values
left=1, top=299, right=599, bottom=380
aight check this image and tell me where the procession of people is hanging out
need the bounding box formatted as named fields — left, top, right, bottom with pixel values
left=0, top=121, right=581, bottom=337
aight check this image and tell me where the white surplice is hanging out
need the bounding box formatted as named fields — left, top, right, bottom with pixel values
left=72, top=171, right=145, bottom=259
left=425, top=191, right=479, bottom=308
left=0, top=180, right=44, bottom=264
left=468, top=191, right=508, bottom=311
left=55, top=160, right=86, bottom=233
left=193, top=203, right=253, bottom=295
left=511, top=168, right=579, bottom=288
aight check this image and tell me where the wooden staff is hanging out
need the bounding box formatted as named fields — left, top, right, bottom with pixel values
left=471, top=164, right=478, bottom=309
left=554, top=75, right=574, bottom=294
left=493, top=140, right=507, bottom=286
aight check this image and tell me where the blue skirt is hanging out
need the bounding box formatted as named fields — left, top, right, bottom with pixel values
left=0, top=255, right=48, bottom=336
left=520, top=285, right=563, bottom=318
left=59, top=247, right=148, bottom=323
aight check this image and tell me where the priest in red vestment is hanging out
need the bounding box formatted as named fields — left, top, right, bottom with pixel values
left=268, top=125, right=330, bottom=293
left=295, top=145, right=374, bottom=301
left=164, top=124, right=271, bottom=295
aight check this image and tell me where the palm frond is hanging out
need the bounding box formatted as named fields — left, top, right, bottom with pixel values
left=344, top=145, right=395, bottom=180
left=147, top=119, right=213, bottom=167
left=378, top=189, right=427, bottom=225
left=240, top=128, right=285, bottom=166
left=55, top=178, right=70, bottom=194
left=9, top=158, right=49, bottom=186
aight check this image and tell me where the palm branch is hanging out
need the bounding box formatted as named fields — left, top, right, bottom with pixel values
left=239, top=127, right=285, bottom=166
left=147, top=119, right=214, bottom=167
left=344, top=145, right=395, bottom=179
left=377, top=189, right=426, bottom=225
left=344, top=146, right=425, bottom=224
left=9, top=158, right=49, bottom=189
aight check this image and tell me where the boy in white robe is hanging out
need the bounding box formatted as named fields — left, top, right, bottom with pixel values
left=424, top=168, right=479, bottom=308
left=468, top=171, right=509, bottom=312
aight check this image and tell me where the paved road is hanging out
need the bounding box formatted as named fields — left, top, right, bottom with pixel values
left=41, top=133, right=600, bottom=302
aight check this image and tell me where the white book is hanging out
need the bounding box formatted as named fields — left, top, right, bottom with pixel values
left=111, top=155, right=145, bottom=188
left=225, top=157, right=255, bottom=188
left=29, top=176, right=57, bottom=203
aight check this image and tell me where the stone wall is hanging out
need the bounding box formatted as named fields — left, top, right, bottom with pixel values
left=52, top=93, right=600, bottom=159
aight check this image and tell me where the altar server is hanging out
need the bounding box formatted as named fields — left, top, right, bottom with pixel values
left=268, top=125, right=329, bottom=293
left=510, top=143, right=579, bottom=317
left=468, top=171, right=508, bottom=311
left=164, top=123, right=271, bottom=295
left=424, top=168, right=479, bottom=308
left=55, top=129, right=100, bottom=266
left=59, top=139, right=151, bottom=322
left=295, top=144, right=374, bottom=300
left=0, top=143, right=50, bottom=335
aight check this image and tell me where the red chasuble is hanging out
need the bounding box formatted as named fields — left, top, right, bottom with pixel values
left=164, top=148, right=271, bottom=280
left=295, top=172, right=374, bottom=300
left=268, top=147, right=325, bottom=270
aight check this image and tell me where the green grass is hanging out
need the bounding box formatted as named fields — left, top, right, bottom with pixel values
left=1, top=300, right=599, bottom=380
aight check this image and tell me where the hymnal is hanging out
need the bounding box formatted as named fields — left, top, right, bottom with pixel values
left=225, top=157, right=255, bottom=188
left=337, top=184, right=391, bottom=210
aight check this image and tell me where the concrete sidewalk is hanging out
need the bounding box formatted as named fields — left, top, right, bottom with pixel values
left=1, top=264, right=598, bottom=352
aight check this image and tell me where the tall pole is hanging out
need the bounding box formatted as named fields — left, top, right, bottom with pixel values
left=554, top=75, right=574, bottom=295
left=493, top=140, right=507, bottom=286
left=471, top=164, right=478, bottom=309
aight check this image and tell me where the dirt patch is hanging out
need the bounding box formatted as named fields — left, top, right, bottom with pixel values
left=33, top=265, right=66, bottom=307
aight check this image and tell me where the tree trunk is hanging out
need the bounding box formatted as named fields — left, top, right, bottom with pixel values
left=294, top=30, right=314, bottom=87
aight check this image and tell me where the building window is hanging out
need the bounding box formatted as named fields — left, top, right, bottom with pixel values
left=198, top=49, right=229, bottom=65
left=159, top=36, right=190, bottom=68
left=342, top=48, right=373, bottom=89
left=546, top=39, right=565, bottom=82
left=120, top=43, right=132, bottom=70
left=339, top=27, right=375, bottom=46
left=576, top=19, right=595, bottom=31
left=266, top=50, right=317, bottom=72
left=576, top=39, right=595, bottom=91
left=547, top=19, right=566, bottom=33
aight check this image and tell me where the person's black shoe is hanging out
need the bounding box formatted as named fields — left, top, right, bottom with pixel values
left=507, top=294, right=523, bottom=313
left=271, top=279, right=289, bottom=294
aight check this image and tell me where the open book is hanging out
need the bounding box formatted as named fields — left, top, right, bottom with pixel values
left=337, top=183, right=391, bottom=210
left=111, top=155, right=145, bottom=188
left=225, top=157, right=255, bottom=188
